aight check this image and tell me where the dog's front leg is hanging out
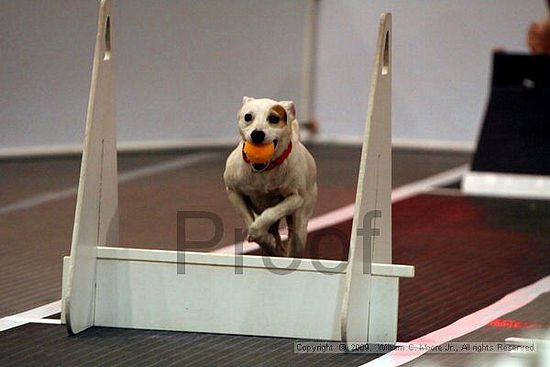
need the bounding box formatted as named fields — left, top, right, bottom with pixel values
left=227, top=189, right=277, bottom=255
left=226, top=189, right=254, bottom=228
left=250, top=194, right=303, bottom=236
left=248, top=193, right=304, bottom=255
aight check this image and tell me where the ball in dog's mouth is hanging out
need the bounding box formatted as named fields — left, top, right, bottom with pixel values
left=243, top=140, right=276, bottom=164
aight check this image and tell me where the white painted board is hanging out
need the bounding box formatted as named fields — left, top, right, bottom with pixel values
left=95, top=258, right=344, bottom=340
left=65, top=0, right=119, bottom=335
left=62, top=248, right=413, bottom=341
left=341, top=13, right=392, bottom=349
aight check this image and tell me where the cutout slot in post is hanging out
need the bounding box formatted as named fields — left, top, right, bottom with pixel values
left=382, top=31, right=389, bottom=75
left=104, top=16, right=111, bottom=61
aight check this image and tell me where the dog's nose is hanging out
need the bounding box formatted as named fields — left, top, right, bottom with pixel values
left=250, top=130, right=265, bottom=144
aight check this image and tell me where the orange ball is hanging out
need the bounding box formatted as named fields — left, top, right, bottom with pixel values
left=243, top=141, right=275, bottom=164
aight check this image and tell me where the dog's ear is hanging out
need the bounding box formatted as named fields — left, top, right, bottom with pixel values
left=242, top=96, right=255, bottom=105
left=279, top=101, right=296, bottom=121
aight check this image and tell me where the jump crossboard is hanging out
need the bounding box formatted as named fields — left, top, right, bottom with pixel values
left=61, top=249, right=412, bottom=340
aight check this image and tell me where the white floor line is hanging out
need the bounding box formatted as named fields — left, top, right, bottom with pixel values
left=0, top=152, right=220, bottom=216
left=360, top=275, right=550, bottom=367
left=4, top=317, right=61, bottom=325
left=213, top=164, right=469, bottom=254
left=0, top=300, right=61, bottom=332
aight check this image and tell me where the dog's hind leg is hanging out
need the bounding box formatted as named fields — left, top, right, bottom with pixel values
left=287, top=187, right=316, bottom=258
left=268, top=219, right=286, bottom=256
left=287, top=212, right=308, bottom=258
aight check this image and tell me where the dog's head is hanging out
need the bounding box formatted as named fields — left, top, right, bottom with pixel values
left=237, top=96, right=297, bottom=155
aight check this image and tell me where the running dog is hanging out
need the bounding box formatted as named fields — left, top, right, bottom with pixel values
left=223, top=97, right=317, bottom=257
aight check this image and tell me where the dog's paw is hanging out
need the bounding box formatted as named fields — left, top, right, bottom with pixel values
left=247, top=221, right=270, bottom=241
left=247, top=228, right=277, bottom=255
left=247, top=223, right=262, bottom=242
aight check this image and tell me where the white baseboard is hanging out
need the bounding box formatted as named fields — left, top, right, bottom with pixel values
left=308, top=135, right=475, bottom=153
left=0, top=136, right=474, bottom=159
left=391, top=137, right=475, bottom=153
left=462, top=171, right=550, bottom=200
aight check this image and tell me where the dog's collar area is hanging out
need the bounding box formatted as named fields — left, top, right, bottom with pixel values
left=242, top=141, right=292, bottom=172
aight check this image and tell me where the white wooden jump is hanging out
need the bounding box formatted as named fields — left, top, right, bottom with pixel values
left=61, top=0, right=414, bottom=348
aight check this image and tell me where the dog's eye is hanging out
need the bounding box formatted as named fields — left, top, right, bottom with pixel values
left=267, top=115, right=280, bottom=124
left=244, top=113, right=253, bottom=122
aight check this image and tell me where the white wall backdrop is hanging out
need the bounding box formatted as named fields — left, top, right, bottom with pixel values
left=0, top=0, right=546, bottom=155
left=0, top=0, right=307, bottom=154
left=313, top=0, right=546, bottom=146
